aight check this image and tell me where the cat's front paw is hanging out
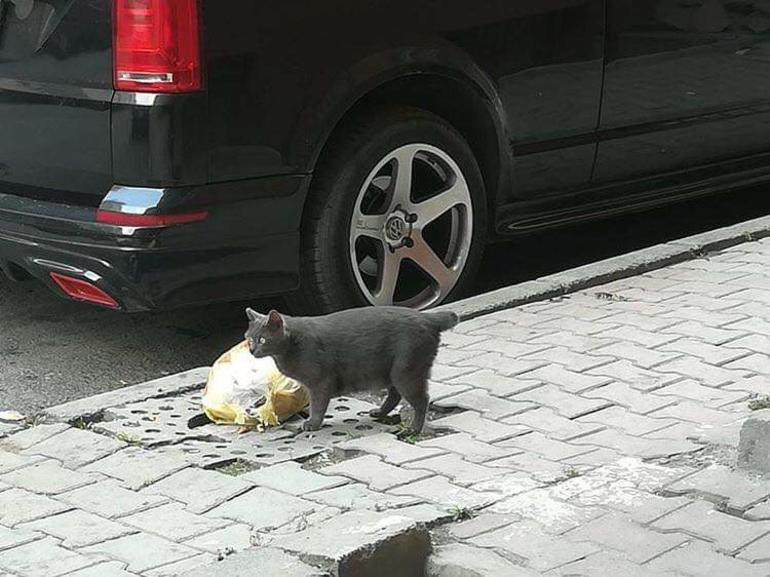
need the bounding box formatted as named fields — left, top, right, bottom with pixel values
left=302, top=420, right=322, bottom=432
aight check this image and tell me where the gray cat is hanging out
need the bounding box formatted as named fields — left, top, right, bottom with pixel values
left=245, top=306, right=459, bottom=434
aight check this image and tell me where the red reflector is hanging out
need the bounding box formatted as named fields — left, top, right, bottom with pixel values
left=96, top=210, right=208, bottom=227
left=114, top=0, right=202, bottom=93
left=50, top=273, right=120, bottom=309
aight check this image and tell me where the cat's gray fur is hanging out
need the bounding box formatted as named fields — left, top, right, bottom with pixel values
left=245, top=306, right=459, bottom=434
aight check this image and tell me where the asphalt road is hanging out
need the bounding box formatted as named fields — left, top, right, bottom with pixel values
left=2, top=187, right=769, bottom=415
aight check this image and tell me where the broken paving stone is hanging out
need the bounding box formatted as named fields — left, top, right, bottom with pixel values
left=427, top=543, right=538, bottom=577
left=490, top=490, right=604, bottom=534
left=738, top=410, right=770, bottom=473
left=241, top=461, right=348, bottom=495
left=305, top=483, right=420, bottom=512
left=207, top=487, right=320, bottom=531
left=178, top=548, right=324, bottom=577
left=276, top=509, right=431, bottom=577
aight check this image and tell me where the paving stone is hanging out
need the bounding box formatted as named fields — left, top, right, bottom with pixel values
left=440, top=332, right=489, bottom=349
left=561, top=447, right=623, bottom=468
left=432, top=363, right=475, bottom=382
left=65, top=561, right=139, bottom=577
left=183, top=523, right=252, bottom=554
left=552, top=550, right=680, bottom=577
left=576, top=484, right=692, bottom=524
left=337, top=433, right=445, bottom=465
left=599, top=326, right=679, bottom=348
left=179, top=548, right=324, bottom=577
left=666, top=464, right=770, bottom=512
left=649, top=401, right=746, bottom=440
left=577, top=406, right=674, bottom=436
left=207, top=487, right=319, bottom=531
left=0, top=449, right=44, bottom=475
left=305, top=483, right=420, bottom=511
left=745, top=500, right=770, bottom=521
left=0, top=424, right=70, bottom=452
left=448, top=513, right=520, bottom=539
left=265, top=506, right=343, bottom=537
left=722, top=334, right=770, bottom=355
left=471, top=472, right=542, bottom=500
left=585, top=382, right=673, bottom=415
left=653, top=380, right=749, bottom=408
left=388, top=503, right=455, bottom=527
left=418, top=433, right=519, bottom=463
left=402, top=453, right=499, bottom=485
left=499, top=432, right=595, bottom=461
left=469, top=321, right=549, bottom=341
left=737, top=532, right=770, bottom=564
left=428, top=382, right=472, bottom=402
left=20, top=509, right=136, bottom=548
left=0, top=525, right=43, bottom=551
left=586, top=360, right=681, bottom=392
left=0, top=537, right=98, bottom=577
left=427, top=543, right=538, bottom=577
left=241, top=461, right=348, bottom=495
left=123, top=502, right=229, bottom=542
left=514, top=385, right=610, bottom=419
left=726, top=375, right=770, bottom=397
left=662, top=320, right=745, bottom=345
left=653, top=500, right=770, bottom=554
left=448, top=369, right=544, bottom=396
left=435, top=347, right=481, bottom=365
left=527, top=331, right=614, bottom=353
left=389, top=476, right=497, bottom=510
left=277, top=509, right=431, bottom=577
left=519, top=353, right=614, bottom=380
left=471, top=520, right=600, bottom=572
left=486, top=451, right=572, bottom=483
left=465, top=338, right=550, bottom=358
left=596, top=342, right=681, bottom=369
left=431, top=411, right=528, bottom=443
left=142, top=468, right=252, bottom=514
left=0, top=460, right=96, bottom=495
left=504, top=407, right=602, bottom=441
left=536, top=316, right=613, bottom=335
left=727, top=352, right=770, bottom=375
left=567, top=512, right=687, bottom=563
left=520, top=363, right=610, bottom=394
left=83, top=447, right=189, bottom=490
left=61, top=480, right=167, bottom=519
left=0, top=488, right=71, bottom=526
left=22, top=428, right=125, bottom=468
left=145, top=554, right=217, bottom=577
left=572, top=429, right=701, bottom=459
left=602, top=311, right=681, bottom=332
left=648, top=540, right=768, bottom=577
left=434, top=389, right=536, bottom=420
left=654, top=357, right=750, bottom=387
left=726, top=317, right=770, bottom=337
left=82, top=533, right=199, bottom=573
left=490, top=489, right=604, bottom=534
left=659, top=338, right=750, bottom=366
left=320, top=455, right=432, bottom=491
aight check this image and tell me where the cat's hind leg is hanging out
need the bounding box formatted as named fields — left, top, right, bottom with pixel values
left=370, top=387, right=402, bottom=418
left=395, top=380, right=429, bottom=435
left=303, top=382, right=332, bottom=432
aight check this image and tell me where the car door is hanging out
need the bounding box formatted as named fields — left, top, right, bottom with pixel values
left=594, top=0, right=770, bottom=184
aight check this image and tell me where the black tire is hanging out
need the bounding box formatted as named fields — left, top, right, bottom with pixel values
left=288, top=106, right=487, bottom=314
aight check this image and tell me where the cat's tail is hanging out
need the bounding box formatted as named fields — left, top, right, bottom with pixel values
left=424, top=310, right=460, bottom=332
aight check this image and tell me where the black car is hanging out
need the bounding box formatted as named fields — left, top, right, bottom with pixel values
left=1, top=0, right=768, bottom=313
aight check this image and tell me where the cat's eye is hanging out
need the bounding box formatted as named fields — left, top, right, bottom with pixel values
left=258, top=337, right=266, bottom=345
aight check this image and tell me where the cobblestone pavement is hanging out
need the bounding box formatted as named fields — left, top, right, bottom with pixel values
left=1, top=237, right=770, bottom=576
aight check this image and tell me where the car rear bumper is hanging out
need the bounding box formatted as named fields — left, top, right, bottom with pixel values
left=0, top=175, right=309, bottom=311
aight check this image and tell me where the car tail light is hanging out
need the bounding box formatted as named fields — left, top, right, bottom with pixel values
left=96, top=209, right=209, bottom=227
left=50, top=273, right=120, bottom=309
left=114, top=0, right=202, bottom=93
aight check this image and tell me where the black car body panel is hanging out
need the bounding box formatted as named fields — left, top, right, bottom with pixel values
left=0, top=0, right=769, bottom=310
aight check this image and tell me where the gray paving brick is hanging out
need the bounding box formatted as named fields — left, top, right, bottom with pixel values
left=0, top=460, right=96, bottom=495
left=386, top=503, right=454, bottom=526
left=561, top=447, right=623, bottom=468
left=471, top=520, right=600, bottom=572
left=738, top=533, right=770, bottom=564
left=515, top=365, right=611, bottom=394
left=566, top=512, right=686, bottom=563
left=725, top=375, right=770, bottom=397
left=434, top=389, right=536, bottom=420
left=431, top=363, right=475, bottom=383
left=602, top=311, right=680, bottom=332
left=571, top=429, right=701, bottom=459
left=486, top=451, right=572, bottom=483
left=469, top=321, right=551, bottom=341
left=0, top=537, right=97, bottom=577
left=504, top=407, right=603, bottom=441
left=428, top=543, right=538, bottom=577
left=321, top=455, right=432, bottom=491
left=0, top=525, right=43, bottom=551
left=595, top=342, right=680, bottom=370
left=457, top=352, right=548, bottom=376
left=499, top=432, right=594, bottom=461
left=82, top=533, right=199, bottom=573
left=659, top=338, right=751, bottom=366
left=83, top=447, right=189, bottom=490
left=0, top=424, right=70, bottom=452
left=0, top=450, right=44, bottom=475
left=656, top=357, right=751, bottom=386
left=526, top=331, right=613, bottom=354
left=20, top=509, right=136, bottom=548
left=661, top=320, right=746, bottom=345
left=653, top=500, right=770, bottom=554
left=418, top=433, right=518, bottom=463
left=535, top=316, right=613, bottom=336
left=490, top=489, right=604, bottom=534
left=440, top=332, right=488, bottom=349
left=648, top=540, right=768, bottom=577
left=521, top=347, right=614, bottom=372
left=145, top=554, right=216, bottom=577
left=304, top=483, right=420, bottom=511
left=585, top=382, right=673, bottom=415
left=241, top=461, right=348, bottom=495
left=337, top=433, right=445, bottom=465
left=0, top=488, right=71, bottom=526
left=722, top=334, right=770, bottom=355
left=123, top=502, right=229, bottom=542
left=428, top=381, right=471, bottom=401
left=600, top=326, right=679, bottom=348
left=571, top=484, right=692, bottom=525
left=464, top=338, right=550, bottom=358
left=60, top=480, right=167, bottom=519
left=552, top=551, right=681, bottom=577
left=586, top=360, right=681, bottom=392
left=724, top=317, right=770, bottom=338
left=390, top=475, right=496, bottom=510
left=666, top=464, right=770, bottom=512
left=577, top=406, right=675, bottom=436
left=725, top=352, right=770, bottom=375
left=448, top=513, right=520, bottom=539
left=402, top=453, right=499, bottom=486
left=448, top=369, right=543, bottom=396
left=435, top=347, right=482, bottom=365
left=652, top=380, right=749, bottom=408
left=207, top=486, right=319, bottom=531
left=178, top=548, right=324, bottom=577
left=142, top=468, right=252, bottom=514
left=431, top=411, right=529, bottom=443
left=22, top=428, right=125, bottom=469
left=470, top=472, right=542, bottom=500
left=514, top=384, right=610, bottom=419
left=65, top=561, right=139, bottom=577
left=183, top=523, right=252, bottom=554
left=746, top=500, right=770, bottom=521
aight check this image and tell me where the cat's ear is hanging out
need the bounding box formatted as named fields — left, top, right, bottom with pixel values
left=245, top=307, right=261, bottom=323
left=267, top=310, right=284, bottom=331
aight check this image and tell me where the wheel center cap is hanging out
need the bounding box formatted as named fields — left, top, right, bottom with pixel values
left=385, top=215, right=407, bottom=242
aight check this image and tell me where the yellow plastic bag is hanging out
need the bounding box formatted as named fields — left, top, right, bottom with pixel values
left=202, top=341, right=309, bottom=430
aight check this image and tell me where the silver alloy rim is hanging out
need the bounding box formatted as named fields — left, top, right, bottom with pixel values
left=348, top=143, right=474, bottom=309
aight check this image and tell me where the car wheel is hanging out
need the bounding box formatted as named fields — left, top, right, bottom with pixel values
left=290, top=107, right=487, bottom=313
